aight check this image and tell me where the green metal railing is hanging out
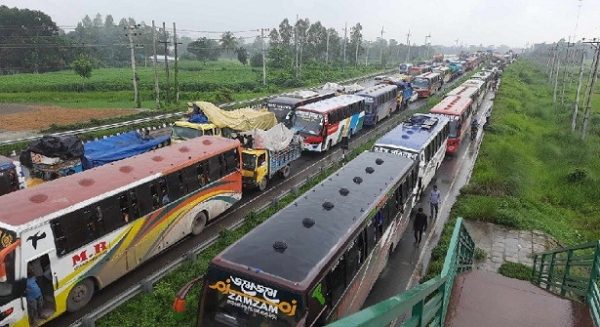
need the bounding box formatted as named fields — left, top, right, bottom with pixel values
left=532, top=240, right=600, bottom=326
left=327, top=217, right=475, bottom=327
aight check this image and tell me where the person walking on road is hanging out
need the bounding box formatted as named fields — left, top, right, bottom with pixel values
left=26, top=266, right=44, bottom=326
left=413, top=208, right=428, bottom=244
left=430, top=185, right=441, bottom=219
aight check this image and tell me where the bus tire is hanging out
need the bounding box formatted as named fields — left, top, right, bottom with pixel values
left=67, top=278, right=95, bottom=312
left=258, top=178, right=268, bottom=192
left=191, top=211, right=208, bottom=235
left=280, top=165, right=291, bottom=179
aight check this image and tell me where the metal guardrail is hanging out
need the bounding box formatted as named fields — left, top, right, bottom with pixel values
left=326, top=217, right=475, bottom=327
left=532, top=241, right=600, bottom=326
left=0, top=69, right=397, bottom=147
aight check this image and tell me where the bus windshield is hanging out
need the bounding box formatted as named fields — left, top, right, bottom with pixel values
left=292, top=110, right=323, bottom=136
left=413, top=78, right=430, bottom=89
left=172, top=126, right=202, bottom=140
left=448, top=119, right=461, bottom=138
left=198, top=267, right=303, bottom=327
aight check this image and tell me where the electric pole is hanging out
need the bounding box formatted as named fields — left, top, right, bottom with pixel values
left=325, top=29, right=330, bottom=66
left=560, top=40, right=573, bottom=106
left=572, top=49, right=585, bottom=131
left=405, top=30, right=411, bottom=63
left=294, top=15, right=299, bottom=78
left=424, top=34, right=431, bottom=60
left=581, top=39, right=600, bottom=140
left=355, top=32, right=360, bottom=68
left=159, top=22, right=171, bottom=103
left=126, top=24, right=141, bottom=108
left=151, top=20, right=160, bottom=110
left=173, top=22, right=182, bottom=103
left=553, top=58, right=561, bottom=105
left=365, top=42, right=369, bottom=66
left=261, top=28, right=267, bottom=85
left=379, top=26, right=385, bottom=67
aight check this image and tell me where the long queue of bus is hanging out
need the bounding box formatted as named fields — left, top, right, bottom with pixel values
left=0, top=53, right=499, bottom=327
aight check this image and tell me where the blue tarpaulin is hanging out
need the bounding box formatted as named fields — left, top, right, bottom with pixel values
left=83, top=131, right=170, bottom=169
left=189, top=113, right=209, bottom=123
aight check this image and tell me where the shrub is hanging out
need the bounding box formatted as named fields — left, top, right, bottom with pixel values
left=498, top=261, right=532, bottom=281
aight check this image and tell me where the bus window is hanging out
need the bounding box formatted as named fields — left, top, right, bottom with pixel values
left=183, top=166, right=200, bottom=192
left=128, top=190, right=141, bottom=219
left=150, top=183, right=160, bottom=209
left=208, top=156, right=221, bottom=181
left=82, top=207, right=105, bottom=242
left=224, top=149, right=239, bottom=174
left=118, top=193, right=130, bottom=223
left=98, top=196, right=122, bottom=232
left=166, top=173, right=185, bottom=200
left=325, top=257, right=346, bottom=307
left=50, top=220, right=67, bottom=255
left=135, top=184, right=154, bottom=216
left=345, top=240, right=361, bottom=282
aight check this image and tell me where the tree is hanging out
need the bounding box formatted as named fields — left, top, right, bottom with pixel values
left=220, top=31, right=237, bottom=57
left=305, top=21, right=327, bottom=62
left=349, top=23, right=363, bottom=65
left=236, top=47, right=248, bottom=65
left=72, top=55, right=93, bottom=88
left=187, top=37, right=220, bottom=63
left=250, top=52, right=263, bottom=67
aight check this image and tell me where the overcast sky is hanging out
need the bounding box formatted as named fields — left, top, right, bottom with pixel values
left=2, top=0, right=599, bottom=47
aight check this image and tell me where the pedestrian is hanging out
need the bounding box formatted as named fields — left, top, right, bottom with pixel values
left=429, top=185, right=441, bottom=219
left=26, top=267, right=44, bottom=326
left=413, top=208, right=428, bottom=244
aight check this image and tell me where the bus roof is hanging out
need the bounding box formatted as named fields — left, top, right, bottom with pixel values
left=356, top=84, right=397, bottom=98
left=416, top=72, right=440, bottom=79
left=429, top=95, right=473, bottom=116
left=268, top=90, right=335, bottom=106
left=214, top=151, right=415, bottom=288
left=374, top=114, right=449, bottom=152
left=296, top=94, right=364, bottom=114
left=462, top=79, right=485, bottom=88
left=0, top=136, right=239, bottom=228
left=446, top=85, right=479, bottom=98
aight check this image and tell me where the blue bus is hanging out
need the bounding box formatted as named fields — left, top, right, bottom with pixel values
left=356, top=84, right=398, bottom=126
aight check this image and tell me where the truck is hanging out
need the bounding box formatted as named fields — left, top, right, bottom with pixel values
left=241, top=123, right=302, bottom=191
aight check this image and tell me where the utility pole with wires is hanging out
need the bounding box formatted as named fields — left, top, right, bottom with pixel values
left=125, top=24, right=141, bottom=108
left=355, top=31, right=360, bottom=68
left=424, top=34, right=431, bottom=60
left=553, top=58, right=561, bottom=105
left=151, top=20, right=160, bottom=110
left=548, top=44, right=559, bottom=84
left=560, top=40, right=574, bottom=106
left=294, top=15, right=299, bottom=78
left=172, top=22, right=182, bottom=103
left=261, top=28, right=268, bottom=85
left=572, top=49, right=585, bottom=132
left=159, top=22, right=171, bottom=103
left=405, top=30, right=411, bottom=63
left=581, top=38, right=600, bottom=140
left=379, top=26, right=385, bottom=67
left=365, top=42, right=370, bottom=66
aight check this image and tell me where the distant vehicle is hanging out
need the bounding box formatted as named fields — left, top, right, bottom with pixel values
left=0, top=136, right=242, bottom=326
left=446, top=85, right=482, bottom=108
left=373, top=113, right=449, bottom=200
left=461, top=79, right=487, bottom=106
left=240, top=124, right=302, bottom=191
left=408, top=65, right=423, bottom=76
left=399, top=63, right=413, bottom=74
left=266, top=90, right=336, bottom=125
left=356, top=84, right=399, bottom=126
left=433, top=53, right=444, bottom=63
left=413, top=72, right=443, bottom=98
left=429, top=95, right=475, bottom=155
left=433, top=66, right=452, bottom=84
left=293, top=95, right=365, bottom=152
left=373, top=75, right=388, bottom=81
left=193, top=151, right=418, bottom=326
left=448, top=61, right=464, bottom=78
left=0, top=155, right=21, bottom=196
left=172, top=121, right=222, bottom=140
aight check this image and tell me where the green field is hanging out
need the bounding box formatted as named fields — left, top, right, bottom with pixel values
left=0, top=60, right=385, bottom=108
left=424, top=59, right=600, bottom=281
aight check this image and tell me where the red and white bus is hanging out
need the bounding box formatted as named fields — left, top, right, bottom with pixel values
left=413, top=72, right=443, bottom=98
left=292, top=95, right=365, bottom=152
left=192, top=151, right=418, bottom=326
left=429, top=95, right=475, bottom=155
left=0, top=136, right=242, bottom=326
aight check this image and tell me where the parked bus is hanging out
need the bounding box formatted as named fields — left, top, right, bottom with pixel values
left=399, top=63, right=413, bottom=74
left=0, top=136, right=242, bottom=326
left=413, top=72, right=443, bottom=98
left=266, top=90, right=336, bottom=125
left=194, top=151, right=418, bottom=326
left=356, top=84, right=398, bottom=126
left=433, top=66, right=452, bottom=84
left=446, top=84, right=482, bottom=108
left=292, top=95, right=365, bottom=152
left=429, top=95, right=475, bottom=155
left=372, top=113, right=449, bottom=200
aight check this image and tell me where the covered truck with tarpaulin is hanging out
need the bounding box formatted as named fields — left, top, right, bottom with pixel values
left=82, top=130, right=171, bottom=169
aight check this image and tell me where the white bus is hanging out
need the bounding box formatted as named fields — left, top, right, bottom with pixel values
left=372, top=113, right=449, bottom=200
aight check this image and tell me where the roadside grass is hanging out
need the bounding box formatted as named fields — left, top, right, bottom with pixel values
left=498, top=261, right=533, bottom=281
left=424, top=59, right=600, bottom=282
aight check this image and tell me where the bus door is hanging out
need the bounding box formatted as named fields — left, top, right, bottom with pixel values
left=22, top=225, right=60, bottom=322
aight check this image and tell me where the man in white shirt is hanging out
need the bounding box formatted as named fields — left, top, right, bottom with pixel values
left=429, top=185, right=441, bottom=219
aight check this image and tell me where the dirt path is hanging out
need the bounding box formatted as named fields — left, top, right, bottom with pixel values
left=0, top=104, right=139, bottom=132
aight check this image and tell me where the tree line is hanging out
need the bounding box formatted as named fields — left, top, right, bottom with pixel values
left=1, top=5, right=437, bottom=75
